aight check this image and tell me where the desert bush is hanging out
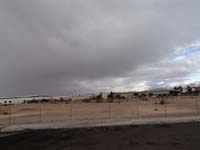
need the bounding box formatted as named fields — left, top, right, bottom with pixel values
left=95, top=99, right=103, bottom=103
left=160, top=100, right=165, bottom=105
left=107, top=91, right=114, bottom=99
left=82, top=98, right=92, bottom=103
left=96, top=93, right=103, bottom=99
left=142, top=98, right=148, bottom=101
left=65, top=99, right=72, bottom=104
left=3, top=112, right=9, bottom=115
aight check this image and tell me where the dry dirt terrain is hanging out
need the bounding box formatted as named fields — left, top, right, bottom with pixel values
left=1, top=122, right=200, bottom=150
left=0, top=96, right=200, bottom=126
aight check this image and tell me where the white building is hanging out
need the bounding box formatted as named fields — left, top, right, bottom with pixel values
left=0, top=96, right=50, bottom=104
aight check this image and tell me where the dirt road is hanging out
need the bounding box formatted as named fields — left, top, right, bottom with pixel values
left=1, top=122, right=200, bottom=150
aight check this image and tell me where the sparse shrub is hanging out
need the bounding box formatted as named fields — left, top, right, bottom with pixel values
left=82, top=98, right=92, bottom=103
left=160, top=100, right=165, bottom=105
left=65, top=99, right=72, bottom=104
left=96, top=93, right=103, bottom=100
left=133, top=93, right=139, bottom=98
left=142, top=98, right=148, bottom=101
left=107, top=92, right=113, bottom=99
left=41, top=99, right=50, bottom=103
left=3, top=112, right=9, bottom=115
left=95, top=98, right=103, bottom=103
left=149, top=93, right=153, bottom=97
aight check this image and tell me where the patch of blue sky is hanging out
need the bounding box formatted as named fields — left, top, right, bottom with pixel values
left=188, top=73, right=200, bottom=80
left=168, top=46, right=200, bottom=59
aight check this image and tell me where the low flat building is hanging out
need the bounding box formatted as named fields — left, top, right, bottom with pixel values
left=110, top=89, right=179, bottom=99
left=0, top=95, right=50, bottom=104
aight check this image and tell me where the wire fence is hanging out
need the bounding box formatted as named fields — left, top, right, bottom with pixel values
left=0, top=96, right=200, bottom=126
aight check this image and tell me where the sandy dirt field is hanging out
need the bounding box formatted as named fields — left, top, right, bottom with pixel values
left=0, top=96, right=200, bottom=126
left=1, top=122, right=200, bottom=150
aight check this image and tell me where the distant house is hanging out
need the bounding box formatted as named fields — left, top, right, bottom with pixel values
left=192, top=87, right=200, bottom=96
left=109, top=90, right=180, bottom=99
left=140, top=90, right=179, bottom=97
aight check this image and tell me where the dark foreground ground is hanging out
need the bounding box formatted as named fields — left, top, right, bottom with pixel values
left=1, top=122, right=200, bottom=150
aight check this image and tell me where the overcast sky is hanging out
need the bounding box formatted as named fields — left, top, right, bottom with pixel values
left=0, top=0, right=200, bottom=96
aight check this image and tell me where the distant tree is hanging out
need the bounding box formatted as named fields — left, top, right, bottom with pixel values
left=141, top=93, right=146, bottom=97
left=96, top=92, right=103, bottom=99
left=82, top=98, right=92, bottom=103
left=94, top=93, right=102, bottom=103
left=178, top=86, right=183, bottom=92
left=187, top=86, right=192, bottom=95
left=174, top=86, right=178, bottom=90
left=149, top=93, right=153, bottom=97
left=65, top=99, right=72, bottom=104
left=163, top=94, right=167, bottom=97
left=41, top=99, right=50, bottom=103
left=107, top=91, right=114, bottom=99
left=116, top=94, right=121, bottom=99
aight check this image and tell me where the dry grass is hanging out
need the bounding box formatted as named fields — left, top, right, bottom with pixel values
left=0, top=96, right=199, bottom=125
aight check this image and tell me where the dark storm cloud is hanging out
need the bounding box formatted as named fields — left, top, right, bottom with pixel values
left=0, top=0, right=200, bottom=96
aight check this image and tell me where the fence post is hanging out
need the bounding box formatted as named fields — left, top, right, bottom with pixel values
left=164, top=100, right=167, bottom=117
left=108, top=102, right=111, bottom=118
left=197, top=97, right=199, bottom=114
left=195, top=97, right=199, bottom=115
left=39, top=101, right=42, bottom=122
left=161, top=97, right=167, bottom=117
left=136, top=99, right=139, bottom=118
left=8, top=103, right=11, bottom=124
left=70, top=101, right=72, bottom=120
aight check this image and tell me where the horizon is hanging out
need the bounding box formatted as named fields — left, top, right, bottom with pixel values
left=0, top=82, right=200, bottom=98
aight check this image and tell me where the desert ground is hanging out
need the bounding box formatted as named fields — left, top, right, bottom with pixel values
left=0, top=96, right=200, bottom=126
left=1, top=122, right=200, bottom=150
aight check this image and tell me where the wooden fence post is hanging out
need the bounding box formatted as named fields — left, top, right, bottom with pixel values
left=108, top=102, right=111, bottom=118
left=70, top=101, right=72, bottom=120
left=164, top=101, right=167, bottom=117
left=195, top=97, right=199, bottom=114
left=8, top=103, right=11, bottom=124
left=136, top=99, right=139, bottom=118
left=39, top=101, right=42, bottom=122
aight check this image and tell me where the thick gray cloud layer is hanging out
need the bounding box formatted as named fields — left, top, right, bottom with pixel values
left=0, top=0, right=200, bottom=96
